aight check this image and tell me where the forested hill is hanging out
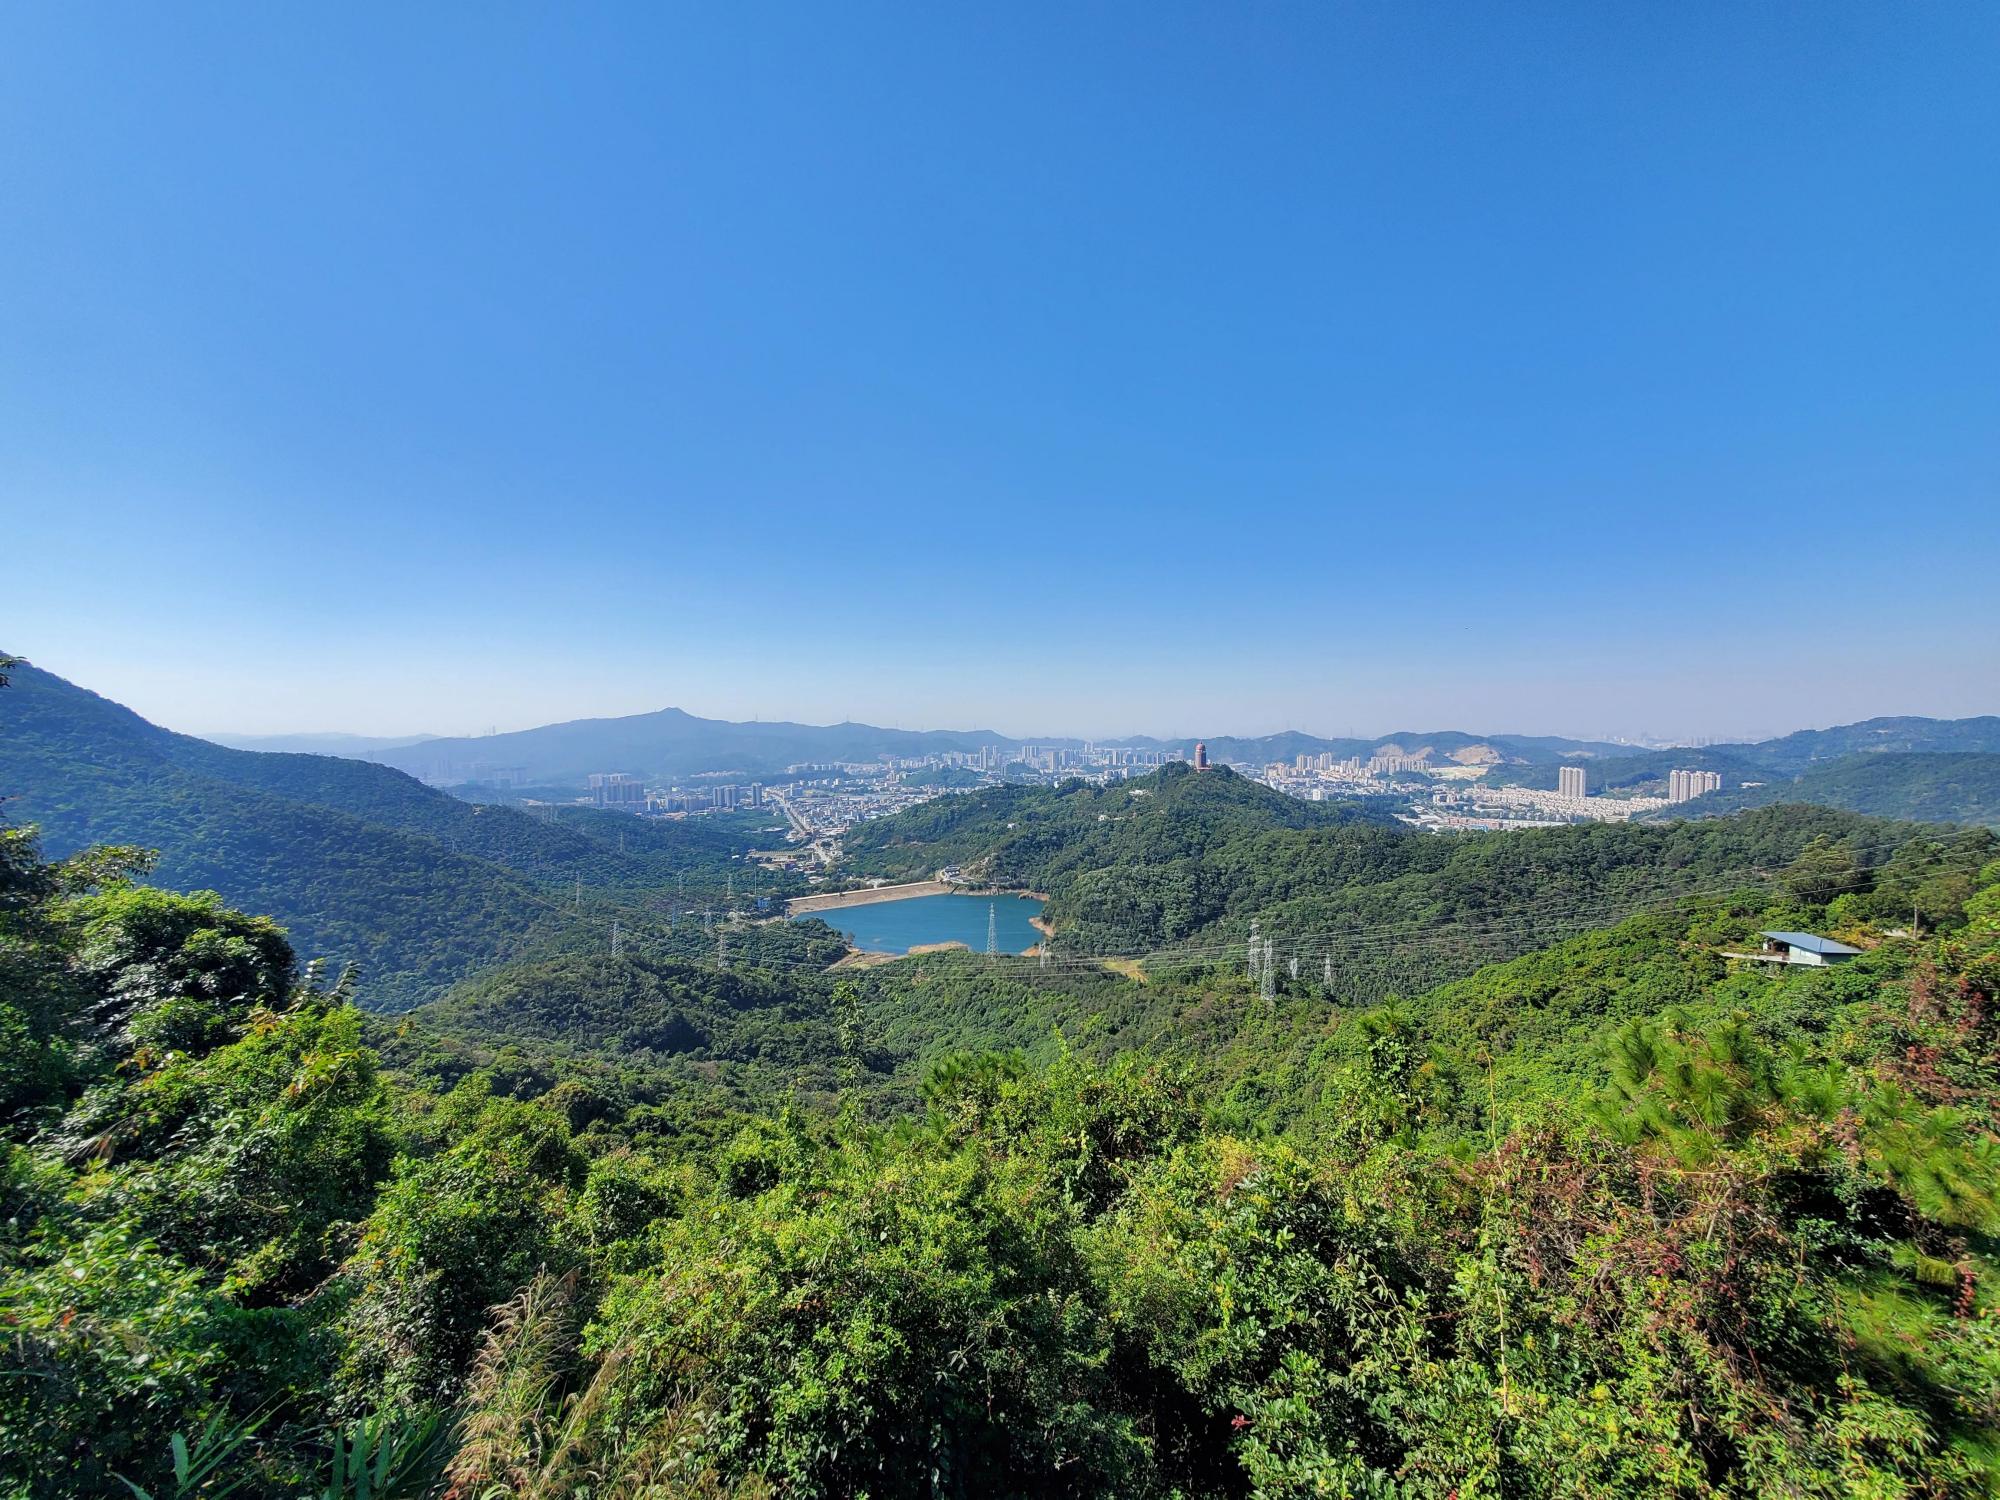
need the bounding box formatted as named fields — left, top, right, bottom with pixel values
left=1676, top=753, right=2000, bottom=827
left=840, top=760, right=1391, bottom=886
left=1745, top=713, right=2000, bottom=770
left=844, top=760, right=1992, bottom=988
left=0, top=658, right=797, bottom=1006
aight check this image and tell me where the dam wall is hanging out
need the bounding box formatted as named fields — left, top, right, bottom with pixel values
left=786, top=880, right=953, bottom=915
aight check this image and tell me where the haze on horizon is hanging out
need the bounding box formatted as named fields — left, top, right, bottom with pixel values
left=4, top=6, right=1996, bottom=745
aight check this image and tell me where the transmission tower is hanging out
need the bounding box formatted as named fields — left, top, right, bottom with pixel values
left=610, top=920, right=622, bottom=959
left=986, top=903, right=998, bottom=959
left=1246, top=919, right=1262, bottom=981
left=1322, top=954, right=1334, bottom=993
left=1259, top=939, right=1276, bottom=1002
left=574, top=874, right=582, bottom=913
left=716, top=924, right=728, bottom=972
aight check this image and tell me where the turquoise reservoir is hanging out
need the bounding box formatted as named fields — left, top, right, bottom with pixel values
left=800, top=893, right=1045, bottom=955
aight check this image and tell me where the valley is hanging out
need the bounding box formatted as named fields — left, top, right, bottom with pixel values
left=5, top=654, right=2000, bottom=1497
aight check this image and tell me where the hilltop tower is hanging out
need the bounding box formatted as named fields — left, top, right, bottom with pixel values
left=1194, top=741, right=1209, bottom=772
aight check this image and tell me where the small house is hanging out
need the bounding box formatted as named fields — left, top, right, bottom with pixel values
left=1756, top=930, right=1862, bottom=967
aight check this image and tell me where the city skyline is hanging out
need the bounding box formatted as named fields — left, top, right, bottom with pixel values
left=5, top=6, right=1997, bottom=738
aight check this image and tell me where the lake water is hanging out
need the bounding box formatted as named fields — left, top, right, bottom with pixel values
left=800, top=893, right=1046, bottom=955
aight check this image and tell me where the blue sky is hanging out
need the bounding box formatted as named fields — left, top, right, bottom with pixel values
left=3, top=3, right=1995, bottom=742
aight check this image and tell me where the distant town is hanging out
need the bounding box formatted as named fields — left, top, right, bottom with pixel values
left=484, top=738, right=1741, bottom=867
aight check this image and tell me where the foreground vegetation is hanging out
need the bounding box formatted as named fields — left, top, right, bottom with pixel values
left=5, top=791, right=1999, bottom=1497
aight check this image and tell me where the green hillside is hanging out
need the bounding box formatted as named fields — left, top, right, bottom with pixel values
left=842, top=762, right=1963, bottom=996
left=0, top=658, right=797, bottom=1007
left=1684, top=752, right=2000, bottom=827
left=8, top=795, right=1999, bottom=1496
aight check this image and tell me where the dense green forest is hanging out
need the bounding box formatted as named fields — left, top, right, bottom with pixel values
left=0, top=659, right=800, bottom=1007
left=842, top=762, right=1978, bottom=996
left=7, top=788, right=2000, bottom=1495
left=1679, top=752, right=2000, bottom=828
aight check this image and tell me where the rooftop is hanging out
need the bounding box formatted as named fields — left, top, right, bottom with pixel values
left=1760, top=930, right=1864, bottom=957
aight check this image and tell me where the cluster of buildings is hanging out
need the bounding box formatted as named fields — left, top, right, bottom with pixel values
left=586, top=772, right=764, bottom=816
left=1254, top=749, right=1446, bottom=803
left=1015, top=744, right=1179, bottom=775
left=1275, top=749, right=1433, bottom=777
left=781, top=744, right=1182, bottom=779
left=1399, top=762, right=1728, bottom=831
left=1420, top=782, right=1674, bottom=828
left=767, top=774, right=941, bottom=837
left=650, top=783, right=763, bottom=814
left=1667, top=768, right=1723, bottom=802
left=586, top=772, right=646, bottom=809
left=1246, top=749, right=1732, bottom=833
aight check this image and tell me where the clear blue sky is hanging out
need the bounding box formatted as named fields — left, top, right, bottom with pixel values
left=3, top=3, right=1995, bottom=742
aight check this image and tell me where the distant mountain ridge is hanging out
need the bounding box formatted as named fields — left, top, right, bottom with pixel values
left=203, top=730, right=441, bottom=755
left=359, top=707, right=1014, bottom=785
left=316, top=705, right=2000, bottom=793
left=1489, top=715, right=2000, bottom=796
left=327, top=715, right=1644, bottom=788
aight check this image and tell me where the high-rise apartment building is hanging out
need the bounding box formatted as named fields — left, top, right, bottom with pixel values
left=1558, top=765, right=1588, bottom=799
left=1666, top=769, right=1722, bottom=803
left=588, top=772, right=646, bottom=809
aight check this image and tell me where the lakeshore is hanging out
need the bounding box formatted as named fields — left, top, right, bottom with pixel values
left=792, top=888, right=1047, bottom=957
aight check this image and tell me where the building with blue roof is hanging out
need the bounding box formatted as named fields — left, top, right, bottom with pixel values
left=1751, top=930, right=1864, bottom=967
